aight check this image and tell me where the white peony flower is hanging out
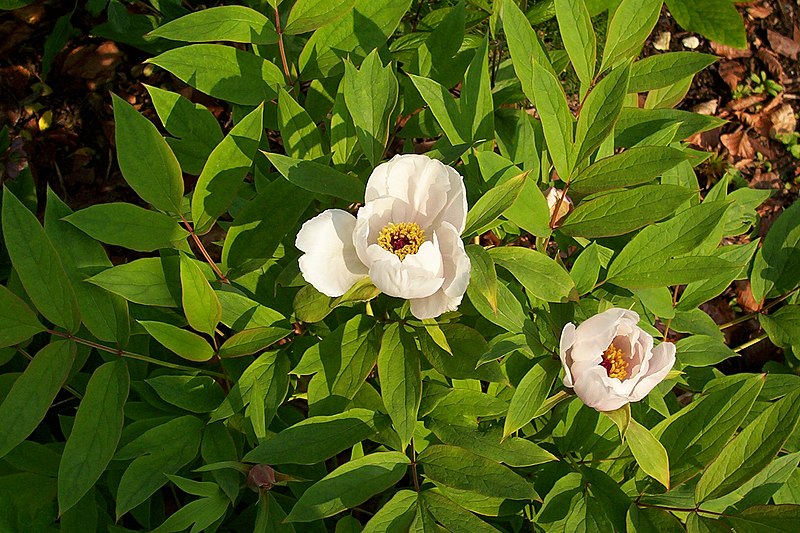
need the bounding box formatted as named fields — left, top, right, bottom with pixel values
left=544, top=186, right=573, bottom=228
left=559, top=308, right=676, bottom=412
left=295, top=154, right=471, bottom=319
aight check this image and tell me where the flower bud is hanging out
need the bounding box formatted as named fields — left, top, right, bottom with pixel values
left=247, top=464, right=276, bottom=492
left=544, top=187, right=573, bottom=227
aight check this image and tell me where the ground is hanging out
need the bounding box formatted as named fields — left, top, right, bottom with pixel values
left=1, top=0, right=798, bottom=369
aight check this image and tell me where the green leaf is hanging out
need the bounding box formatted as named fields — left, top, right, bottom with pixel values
left=145, top=85, right=223, bottom=176
left=377, top=323, right=421, bottom=449
left=148, top=44, right=284, bottom=105
left=111, top=94, right=184, bottom=213
left=148, top=5, right=278, bottom=44
left=255, top=492, right=295, bottom=533
left=362, top=490, right=417, bottom=533
left=43, top=189, right=130, bottom=344
left=555, top=0, right=596, bottom=85
left=606, top=201, right=740, bottom=288
left=210, top=350, right=289, bottom=426
left=502, top=0, right=556, bottom=102
left=561, top=185, right=694, bottom=238
left=192, top=103, right=264, bottom=234
left=503, top=358, right=560, bottom=437
left=653, top=374, right=764, bottom=486
left=417, top=444, right=536, bottom=500
left=760, top=305, right=800, bottom=353
left=180, top=255, right=221, bottom=336
left=0, top=340, right=76, bottom=459
left=2, top=188, right=81, bottom=332
left=286, top=452, right=410, bottom=522
left=216, top=289, right=285, bottom=330
left=695, top=388, right=800, bottom=502
left=284, top=0, right=355, bottom=35
left=531, top=62, right=574, bottom=179
left=570, top=146, right=688, bottom=194
left=343, top=50, right=399, bottom=166
left=750, top=201, right=800, bottom=301
left=461, top=36, right=494, bottom=148
left=152, top=492, right=229, bottom=533
left=429, top=421, right=557, bottom=467
left=464, top=171, right=528, bottom=236
left=601, top=0, right=662, bottom=71
left=489, top=246, right=576, bottom=302
left=626, top=505, right=685, bottom=533
left=626, top=418, right=670, bottom=489
left=147, top=374, right=223, bottom=413
left=293, top=279, right=378, bottom=323
left=408, top=74, right=467, bottom=145
left=307, top=315, right=381, bottom=413
left=244, top=408, right=385, bottom=464
left=629, top=52, right=717, bottom=93
left=298, top=0, right=412, bottom=78
left=86, top=256, right=180, bottom=307
left=574, top=62, right=631, bottom=162
left=265, top=152, right=364, bottom=203
left=331, top=85, right=360, bottom=166
left=422, top=490, right=501, bottom=533
left=724, top=504, right=800, bottom=533
left=676, top=335, right=738, bottom=367
left=465, top=244, right=497, bottom=313
left=665, top=0, right=746, bottom=49
left=615, top=106, right=725, bottom=147
left=278, top=86, right=324, bottom=161
left=218, top=327, right=291, bottom=358
left=115, top=416, right=203, bottom=519
left=64, top=202, right=188, bottom=252
left=139, top=320, right=215, bottom=362
left=417, top=324, right=505, bottom=383
left=0, top=285, right=45, bottom=348
left=221, top=180, right=313, bottom=276
left=58, top=360, right=129, bottom=515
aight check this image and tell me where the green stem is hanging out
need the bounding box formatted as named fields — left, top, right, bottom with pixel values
left=719, top=287, right=799, bottom=330
left=47, top=330, right=225, bottom=378
left=733, top=332, right=768, bottom=353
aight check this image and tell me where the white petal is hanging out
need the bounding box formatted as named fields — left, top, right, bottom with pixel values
left=570, top=308, right=639, bottom=363
left=559, top=323, right=576, bottom=388
left=369, top=239, right=444, bottom=299
left=629, top=341, right=676, bottom=402
left=365, top=154, right=465, bottom=231
left=410, top=290, right=454, bottom=319
left=407, top=223, right=469, bottom=319
left=295, top=209, right=368, bottom=297
left=572, top=365, right=630, bottom=411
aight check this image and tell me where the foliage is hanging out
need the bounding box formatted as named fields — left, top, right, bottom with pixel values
left=1, top=0, right=799, bottom=532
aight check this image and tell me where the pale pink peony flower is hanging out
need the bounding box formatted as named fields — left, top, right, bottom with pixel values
left=559, top=308, right=676, bottom=411
left=295, top=154, right=470, bottom=319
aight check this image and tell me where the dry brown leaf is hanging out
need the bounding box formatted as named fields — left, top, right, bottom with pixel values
left=721, top=129, right=756, bottom=159
left=711, top=41, right=752, bottom=59
left=751, top=169, right=782, bottom=190
left=768, top=29, right=800, bottom=60
left=747, top=3, right=773, bottom=19
left=739, top=111, right=773, bottom=137
left=769, top=103, right=797, bottom=138
left=757, top=48, right=787, bottom=84
left=687, top=127, right=722, bottom=152
left=718, top=60, right=746, bottom=91
left=735, top=281, right=761, bottom=313
left=62, top=42, right=123, bottom=83
left=729, top=94, right=768, bottom=112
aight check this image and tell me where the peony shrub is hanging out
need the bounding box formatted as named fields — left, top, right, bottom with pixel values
left=0, top=0, right=798, bottom=531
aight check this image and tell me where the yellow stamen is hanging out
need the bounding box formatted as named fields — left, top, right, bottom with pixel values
left=377, top=222, right=425, bottom=260
left=601, top=344, right=628, bottom=380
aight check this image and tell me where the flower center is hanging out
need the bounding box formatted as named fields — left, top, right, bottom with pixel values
left=601, top=343, right=628, bottom=380
left=377, top=222, right=425, bottom=260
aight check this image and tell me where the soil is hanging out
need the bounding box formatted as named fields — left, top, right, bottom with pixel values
left=1, top=0, right=798, bottom=369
